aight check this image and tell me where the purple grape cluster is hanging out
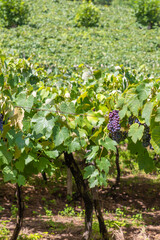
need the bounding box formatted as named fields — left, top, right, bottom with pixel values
left=135, top=118, right=141, bottom=126
left=128, top=116, right=134, bottom=125
left=0, top=114, right=3, bottom=132
left=128, top=116, right=141, bottom=126
left=108, top=110, right=121, bottom=133
left=128, top=116, right=153, bottom=149
left=142, top=124, right=151, bottom=147
left=112, top=131, right=121, bottom=142
left=111, top=130, right=128, bottom=143
left=107, top=110, right=121, bottom=142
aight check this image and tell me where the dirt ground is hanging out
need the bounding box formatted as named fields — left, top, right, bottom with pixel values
left=0, top=173, right=160, bottom=240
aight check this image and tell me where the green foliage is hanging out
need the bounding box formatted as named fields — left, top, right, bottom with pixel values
left=93, top=0, right=112, bottom=5
left=0, top=55, right=159, bottom=190
left=58, top=204, right=76, bottom=217
left=0, top=220, right=10, bottom=240
left=0, top=205, right=5, bottom=212
left=0, top=0, right=29, bottom=28
left=128, top=123, right=144, bottom=143
left=75, top=2, right=100, bottom=27
left=104, top=207, right=144, bottom=228
left=131, top=213, right=143, bottom=222
left=0, top=54, right=160, bottom=239
left=77, top=206, right=85, bottom=217
left=133, top=0, right=160, bottom=28
left=44, top=207, right=53, bottom=217
left=18, top=233, right=43, bottom=240
left=11, top=204, right=18, bottom=218
left=0, top=0, right=159, bottom=74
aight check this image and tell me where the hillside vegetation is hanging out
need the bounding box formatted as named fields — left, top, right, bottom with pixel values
left=0, top=0, right=160, bottom=75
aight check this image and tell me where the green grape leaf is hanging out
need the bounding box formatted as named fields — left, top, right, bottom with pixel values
left=136, top=83, right=152, bottom=102
left=88, top=169, right=99, bottom=188
left=137, top=150, right=154, bottom=173
left=90, top=169, right=99, bottom=178
left=32, top=115, right=55, bottom=136
left=155, top=107, right=160, bottom=122
left=53, top=126, right=69, bottom=146
left=40, top=89, right=49, bottom=100
left=25, top=154, right=35, bottom=165
left=7, top=129, right=16, bottom=145
left=87, top=114, right=99, bottom=126
left=37, top=157, right=50, bottom=172
left=45, top=115, right=56, bottom=138
left=85, top=146, right=99, bottom=162
left=90, top=127, right=103, bottom=145
left=142, top=102, right=153, bottom=126
left=68, top=137, right=81, bottom=153
left=0, top=73, right=4, bottom=87
left=15, top=132, right=25, bottom=149
left=0, top=146, right=12, bottom=165
left=128, top=139, right=142, bottom=154
left=87, top=112, right=104, bottom=126
left=78, top=128, right=87, bottom=138
left=3, top=166, right=17, bottom=182
left=59, top=102, right=75, bottom=114
left=96, top=157, right=110, bottom=174
left=3, top=89, right=12, bottom=100
left=17, top=175, right=26, bottom=186
left=99, top=137, right=117, bottom=152
left=45, top=150, right=59, bottom=159
left=116, top=97, right=125, bottom=108
left=15, top=92, right=26, bottom=107
left=156, top=92, right=160, bottom=101
left=119, top=105, right=127, bottom=119
left=150, top=126, right=160, bottom=154
left=15, top=159, right=25, bottom=172
left=15, top=93, right=34, bottom=113
left=128, top=97, right=141, bottom=117
left=84, top=165, right=95, bottom=179
left=7, top=130, right=25, bottom=149
left=98, top=173, right=107, bottom=187
left=128, top=123, right=144, bottom=143
left=89, top=178, right=99, bottom=188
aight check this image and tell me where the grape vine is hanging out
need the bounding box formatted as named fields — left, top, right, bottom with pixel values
left=0, top=56, right=159, bottom=240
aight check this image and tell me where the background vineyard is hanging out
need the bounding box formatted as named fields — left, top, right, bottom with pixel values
left=0, top=0, right=160, bottom=74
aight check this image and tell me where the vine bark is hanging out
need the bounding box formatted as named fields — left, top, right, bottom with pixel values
left=64, top=152, right=110, bottom=240
left=10, top=184, right=24, bottom=240
left=64, top=152, right=94, bottom=240
left=92, top=187, right=110, bottom=240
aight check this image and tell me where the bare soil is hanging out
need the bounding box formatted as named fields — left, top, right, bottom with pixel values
left=0, top=173, right=160, bottom=240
